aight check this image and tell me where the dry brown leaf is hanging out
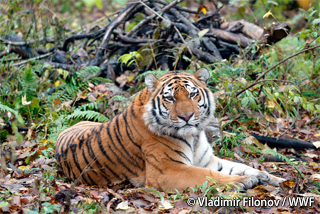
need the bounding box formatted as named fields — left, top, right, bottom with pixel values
left=304, top=153, right=318, bottom=158
left=309, top=174, right=320, bottom=182
left=313, top=141, right=320, bottom=148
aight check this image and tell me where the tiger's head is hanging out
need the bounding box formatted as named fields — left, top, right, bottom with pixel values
left=143, top=68, right=216, bottom=137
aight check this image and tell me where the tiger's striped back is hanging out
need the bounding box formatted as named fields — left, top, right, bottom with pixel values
left=55, top=88, right=150, bottom=186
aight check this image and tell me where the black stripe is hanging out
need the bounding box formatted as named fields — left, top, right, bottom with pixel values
left=145, top=158, right=163, bottom=174
left=198, top=146, right=209, bottom=165
left=161, top=103, right=168, bottom=111
left=168, top=133, right=192, bottom=150
left=95, top=128, right=116, bottom=165
left=157, top=96, right=163, bottom=117
left=87, top=129, right=119, bottom=181
left=70, top=143, right=90, bottom=184
left=174, top=150, right=191, bottom=163
left=193, top=134, right=200, bottom=150
left=146, top=154, right=160, bottom=162
left=107, top=120, right=140, bottom=169
left=203, top=89, right=211, bottom=116
left=115, top=115, right=123, bottom=140
left=152, top=109, right=162, bottom=125
left=62, top=156, right=71, bottom=177
left=86, top=173, right=98, bottom=185
left=85, top=131, right=107, bottom=177
left=152, top=99, right=156, bottom=110
left=122, top=110, right=142, bottom=151
left=122, top=173, right=130, bottom=181
left=217, top=161, right=223, bottom=171
left=164, top=152, right=185, bottom=165
left=81, top=143, right=97, bottom=175
left=130, top=103, right=136, bottom=117
left=70, top=169, right=77, bottom=182
left=198, top=88, right=206, bottom=108
left=229, top=166, right=234, bottom=175
left=107, top=144, right=138, bottom=176
left=112, top=119, right=143, bottom=170
left=152, top=136, right=183, bottom=151
left=203, top=159, right=210, bottom=168
left=103, top=162, right=121, bottom=181
left=105, top=122, right=139, bottom=176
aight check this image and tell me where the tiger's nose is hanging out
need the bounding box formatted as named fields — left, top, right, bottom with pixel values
left=178, top=113, right=194, bottom=122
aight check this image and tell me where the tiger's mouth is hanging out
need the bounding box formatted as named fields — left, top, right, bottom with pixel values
left=173, top=122, right=200, bottom=128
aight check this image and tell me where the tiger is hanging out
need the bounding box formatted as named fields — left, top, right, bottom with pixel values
left=55, top=68, right=284, bottom=191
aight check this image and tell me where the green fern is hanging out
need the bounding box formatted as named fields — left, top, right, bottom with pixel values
left=66, top=110, right=109, bottom=123
left=263, top=149, right=305, bottom=179
left=19, top=66, right=39, bottom=96
left=111, top=95, right=128, bottom=101
left=0, top=102, right=24, bottom=124
left=79, top=102, right=99, bottom=111
left=90, top=77, right=113, bottom=85
left=77, top=66, right=100, bottom=81
left=53, top=66, right=102, bottom=103
left=245, top=144, right=305, bottom=178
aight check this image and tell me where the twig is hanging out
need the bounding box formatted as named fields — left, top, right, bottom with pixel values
left=236, top=44, right=320, bottom=97
left=253, top=79, right=296, bottom=85
left=0, top=56, right=21, bottom=63
left=151, top=0, right=198, bottom=13
left=127, top=0, right=182, bottom=37
left=62, top=27, right=107, bottom=51
left=277, top=120, right=296, bottom=139
left=11, top=52, right=53, bottom=67
left=45, top=62, right=80, bottom=71
left=139, top=0, right=165, bottom=20
left=169, top=8, right=198, bottom=36
left=0, top=36, right=54, bottom=46
left=89, top=3, right=139, bottom=66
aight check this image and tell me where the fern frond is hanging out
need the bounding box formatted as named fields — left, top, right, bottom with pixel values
left=263, top=149, right=305, bottom=179
left=245, top=144, right=305, bottom=178
left=90, top=77, right=113, bottom=85
left=77, top=66, right=100, bottom=80
left=19, top=66, right=39, bottom=95
left=0, top=102, right=24, bottom=124
left=66, top=110, right=109, bottom=122
left=111, top=95, right=128, bottom=101
left=79, top=102, right=99, bottom=111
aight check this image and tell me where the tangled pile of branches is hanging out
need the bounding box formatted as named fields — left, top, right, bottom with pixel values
left=1, top=0, right=290, bottom=83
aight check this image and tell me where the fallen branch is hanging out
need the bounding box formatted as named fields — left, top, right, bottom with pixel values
left=1, top=1, right=290, bottom=81
left=251, top=134, right=316, bottom=149
left=89, top=2, right=139, bottom=66
left=12, top=52, right=53, bottom=67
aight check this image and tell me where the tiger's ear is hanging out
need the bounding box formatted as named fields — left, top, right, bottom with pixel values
left=194, top=68, right=210, bottom=83
left=145, top=74, right=159, bottom=92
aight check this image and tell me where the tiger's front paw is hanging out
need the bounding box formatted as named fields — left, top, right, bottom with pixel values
left=268, top=174, right=286, bottom=186
left=256, top=171, right=285, bottom=187
left=236, top=175, right=259, bottom=190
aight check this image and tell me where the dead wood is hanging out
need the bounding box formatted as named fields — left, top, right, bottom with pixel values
left=1, top=0, right=290, bottom=87
left=221, top=20, right=266, bottom=40
left=210, top=28, right=253, bottom=48
left=251, top=134, right=316, bottom=149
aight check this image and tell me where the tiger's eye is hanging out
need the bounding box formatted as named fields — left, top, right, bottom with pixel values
left=165, top=96, right=174, bottom=102
left=190, top=92, right=197, bottom=98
